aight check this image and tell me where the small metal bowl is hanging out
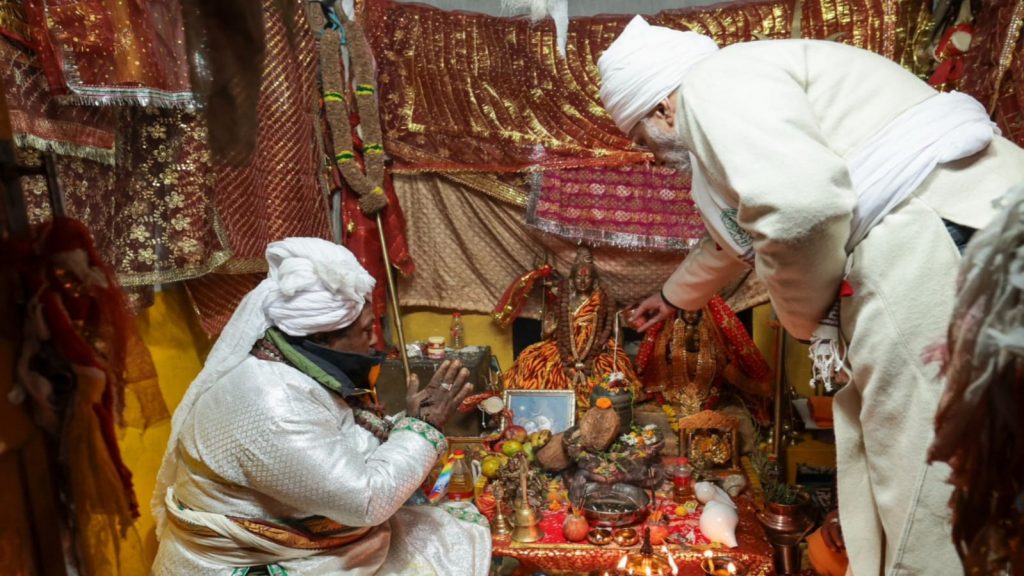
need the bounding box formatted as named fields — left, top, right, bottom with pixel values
left=701, top=557, right=749, bottom=575
left=612, top=527, right=640, bottom=547
left=581, top=482, right=651, bottom=527
left=587, top=527, right=613, bottom=546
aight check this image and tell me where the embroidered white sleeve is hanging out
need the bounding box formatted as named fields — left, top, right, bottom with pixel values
left=240, top=386, right=441, bottom=528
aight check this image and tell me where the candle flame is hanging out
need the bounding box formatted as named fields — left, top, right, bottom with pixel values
left=645, top=565, right=652, bottom=576
left=618, top=554, right=628, bottom=570
left=727, top=562, right=737, bottom=574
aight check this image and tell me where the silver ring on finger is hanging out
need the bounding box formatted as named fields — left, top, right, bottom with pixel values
left=440, top=381, right=453, bottom=391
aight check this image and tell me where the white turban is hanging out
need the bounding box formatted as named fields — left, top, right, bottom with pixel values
left=598, top=15, right=719, bottom=136
left=263, top=237, right=376, bottom=336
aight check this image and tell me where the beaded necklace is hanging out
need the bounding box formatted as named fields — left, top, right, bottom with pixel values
left=669, top=311, right=722, bottom=417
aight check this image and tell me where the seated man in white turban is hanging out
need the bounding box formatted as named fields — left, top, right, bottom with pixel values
left=599, top=16, right=1024, bottom=576
left=152, top=238, right=491, bottom=575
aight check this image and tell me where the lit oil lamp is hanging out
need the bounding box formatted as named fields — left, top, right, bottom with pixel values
left=699, top=552, right=747, bottom=576
left=611, top=528, right=679, bottom=576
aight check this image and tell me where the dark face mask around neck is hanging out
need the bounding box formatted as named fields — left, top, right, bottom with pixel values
left=298, top=340, right=386, bottom=390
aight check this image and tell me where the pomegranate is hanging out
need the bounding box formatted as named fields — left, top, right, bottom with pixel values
left=563, top=508, right=590, bottom=542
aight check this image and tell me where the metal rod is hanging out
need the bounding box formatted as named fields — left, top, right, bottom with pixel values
left=771, top=312, right=786, bottom=460
left=375, top=212, right=410, bottom=382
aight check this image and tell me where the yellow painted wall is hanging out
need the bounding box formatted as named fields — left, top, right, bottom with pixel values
left=399, top=309, right=515, bottom=372
left=751, top=303, right=814, bottom=397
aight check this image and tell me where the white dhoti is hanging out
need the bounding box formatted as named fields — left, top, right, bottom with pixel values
left=154, top=499, right=490, bottom=575
left=836, top=197, right=961, bottom=576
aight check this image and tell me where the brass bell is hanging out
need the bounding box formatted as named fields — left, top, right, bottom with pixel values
left=510, top=454, right=544, bottom=543
left=510, top=499, right=544, bottom=543
left=491, top=504, right=513, bottom=538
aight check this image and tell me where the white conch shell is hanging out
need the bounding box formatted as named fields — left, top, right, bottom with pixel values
left=722, top=474, right=748, bottom=498
left=700, top=500, right=739, bottom=548
left=695, top=481, right=736, bottom=508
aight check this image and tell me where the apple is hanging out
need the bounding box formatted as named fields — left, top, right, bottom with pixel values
left=503, top=425, right=528, bottom=443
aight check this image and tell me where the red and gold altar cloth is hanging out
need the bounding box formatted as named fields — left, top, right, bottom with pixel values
left=492, top=494, right=773, bottom=575
left=22, top=0, right=193, bottom=106
left=527, top=165, right=706, bottom=251
left=364, top=0, right=930, bottom=173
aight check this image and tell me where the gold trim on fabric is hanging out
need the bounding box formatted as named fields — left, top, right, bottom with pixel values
left=117, top=210, right=234, bottom=287
left=227, top=517, right=370, bottom=550
left=13, top=133, right=115, bottom=165
left=168, top=501, right=369, bottom=551
left=213, top=258, right=269, bottom=275
left=989, top=0, right=1024, bottom=114
left=440, top=173, right=529, bottom=208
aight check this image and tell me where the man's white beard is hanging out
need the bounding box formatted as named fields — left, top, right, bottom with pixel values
left=641, top=117, right=691, bottom=172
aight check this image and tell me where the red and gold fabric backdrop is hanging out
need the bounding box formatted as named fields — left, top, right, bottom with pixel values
left=365, top=0, right=932, bottom=174
left=959, top=0, right=1024, bottom=147
left=182, top=0, right=333, bottom=334
left=22, top=0, right=193, bottom=106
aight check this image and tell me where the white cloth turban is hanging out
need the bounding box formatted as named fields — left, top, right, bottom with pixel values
left=598, top=15, right=719, bottom=136
left=262, top=237, right=376, bottom=336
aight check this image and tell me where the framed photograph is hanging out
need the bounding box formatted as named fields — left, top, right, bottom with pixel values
left=502, top=389, right=576, bottom=435
left=678, top=409, right=741, bottom=471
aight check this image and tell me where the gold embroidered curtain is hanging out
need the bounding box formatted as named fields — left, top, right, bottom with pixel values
left=365, top=0, right=932, bottom=173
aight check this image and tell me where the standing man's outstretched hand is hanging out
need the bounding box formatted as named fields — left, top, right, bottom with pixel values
left=629, top=292, right=676, bottom=332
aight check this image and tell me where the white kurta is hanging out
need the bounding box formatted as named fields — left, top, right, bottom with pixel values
left=152, top=356, right=491, bottom=575
left=659, top=40, right=1024, bottom=576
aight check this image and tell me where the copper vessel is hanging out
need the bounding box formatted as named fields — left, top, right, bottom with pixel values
left=756, top=499, right=814, bottom=575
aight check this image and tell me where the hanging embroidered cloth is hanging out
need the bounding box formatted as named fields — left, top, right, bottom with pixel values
left=364, top=0, right=931, bottom=173
left=958, top=0, right=1024, bottom=147
left=0, top=37, right=115, bottom=163
left=526, top=164, right=706, bottom=251
left=22, top=0, right=194, bottom=106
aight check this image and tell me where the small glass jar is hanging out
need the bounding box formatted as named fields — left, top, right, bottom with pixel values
left=426, top=336, right=446, bottom=360
left=672, top=457, right=693, bottom=503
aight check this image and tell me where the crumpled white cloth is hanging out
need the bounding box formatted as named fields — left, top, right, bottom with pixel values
left=152, top=237, right=374, bottom=536
left=844, top=91, right=999, bottom=250
left=598, top=15, right=718, bottom=136
left=502, top=0, right=569, bottom=57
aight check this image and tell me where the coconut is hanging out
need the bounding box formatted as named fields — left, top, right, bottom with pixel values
left=536, top=431, right=572, bottom=472
left=579, top=397, right=621, bottom=452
